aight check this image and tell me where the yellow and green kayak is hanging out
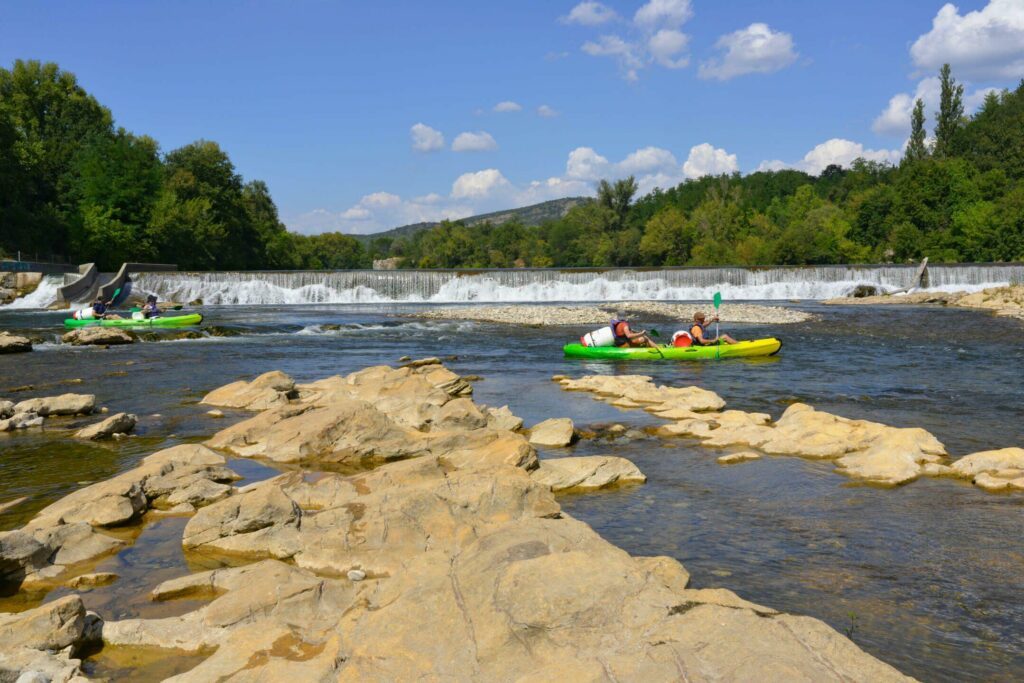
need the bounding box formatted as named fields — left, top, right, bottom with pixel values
left=64, top=313, right=203, bottom=329
left=563, top=337, right=781, bottom=360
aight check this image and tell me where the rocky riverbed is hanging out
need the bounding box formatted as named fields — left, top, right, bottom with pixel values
left=825, top=284, right=1024, bottom=321
left=0, top=360, right=915, bottom=681
left=410, top=301, right=812, bottom=326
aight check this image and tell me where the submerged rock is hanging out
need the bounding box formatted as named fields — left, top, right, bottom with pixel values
left=528, top=417, right=576, bottom=447
left=0, top=331, right=32, bottom=354
left=717, top=451, right=762, bottom=464
left=74, top=412, right=136, bottom=440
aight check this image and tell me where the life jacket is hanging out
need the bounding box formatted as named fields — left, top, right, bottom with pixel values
left=690, top=322, right=709, bottom=345
left=610, top=319, right=630, bottom=346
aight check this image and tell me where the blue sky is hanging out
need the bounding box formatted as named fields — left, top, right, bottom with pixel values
left=3, top=0, right=1023, bottom=234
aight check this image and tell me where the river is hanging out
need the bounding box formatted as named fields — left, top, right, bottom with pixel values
left=1, top=299, right=1023, bottom=680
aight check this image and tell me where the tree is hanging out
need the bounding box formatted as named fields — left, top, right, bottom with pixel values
left=638, top=207, right=690, bottom=265
left=904, top=98, right=929, bottom=164
left=69, top=130, right=163, bottom=269
left=0, top=60, right=114, bottom=258
left=934, top=63, right=964, bottom=158
left=596, top=176, right=638, bottom=231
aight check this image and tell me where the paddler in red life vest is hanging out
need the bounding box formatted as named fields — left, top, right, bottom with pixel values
left=581, top=313, right=658, bottom=348
left=673, top=311, right=737, bottom=347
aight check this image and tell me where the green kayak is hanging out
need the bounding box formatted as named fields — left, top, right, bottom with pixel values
left=563, top=337, right=781, bottom=360
left=64, top=313, right=204, bottom=329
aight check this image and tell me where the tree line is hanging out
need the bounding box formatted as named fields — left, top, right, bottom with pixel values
left=0, top=60, right=369, bottom=271
left=3, top=60, right=1022, bottom=272
left=373, top=64, right=1024, bottom=268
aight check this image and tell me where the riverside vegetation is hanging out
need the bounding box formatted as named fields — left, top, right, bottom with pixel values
left=3, top=61, right=1023, bottom=272
left=1, top=361, right=926, bottom=681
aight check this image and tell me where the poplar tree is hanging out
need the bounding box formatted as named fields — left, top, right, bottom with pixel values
left=933, top=63, right=964, bottom=157
left=903, top=98, right=929, bottom=164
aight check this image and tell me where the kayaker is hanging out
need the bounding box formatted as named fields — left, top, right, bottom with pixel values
left=611, top=314, right=658, bottom=348
left=141, top=295, right=160, bottom=319
left=73, top=299, right=118, bottom=321
left=688, top=311, right=736, bottom=346
left=580, top=313, right=657, bottom=348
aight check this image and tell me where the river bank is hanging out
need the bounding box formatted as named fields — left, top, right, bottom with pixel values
left=409, top=301, right=812, bottom=326
left=0, top=361, right=914, bottom=681
left=824, top=284, right=1024, bottom=321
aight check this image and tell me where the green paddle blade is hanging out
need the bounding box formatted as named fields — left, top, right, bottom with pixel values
left=648, top=328, right=661, bottom=337
left=713, top=292, right=722, bottom=309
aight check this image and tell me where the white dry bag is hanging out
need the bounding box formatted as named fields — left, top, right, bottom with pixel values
left=581, top=325, right=616, bottom=347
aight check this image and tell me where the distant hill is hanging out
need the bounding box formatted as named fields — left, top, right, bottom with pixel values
left=354, top=197, right=588, bottom=244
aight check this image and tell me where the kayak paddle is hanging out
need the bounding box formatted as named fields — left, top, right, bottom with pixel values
left=713, top=292, right=722, bottom=360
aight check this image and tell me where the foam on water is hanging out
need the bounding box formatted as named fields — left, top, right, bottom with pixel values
left=6, top=265, right=1022, bottom=308
left=0, top=275, right=64, bottom=310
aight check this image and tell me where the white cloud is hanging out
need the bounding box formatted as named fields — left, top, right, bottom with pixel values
left=648, top=29, right=690, bottom=68
left=537, top=104, right=559, bottom=117
left=410, top=123, right=444, bottom=152
left=619, top=146, right=679, bottom=175
left=451, top=169, right=512, bottom=199
left=451, top=131, right=498, bottom=152
left=288, top=192, right=475, bottom=235
left=566, top=147, right=612, bottom=180
left=582, top=35, right=643, bottom=81
left=699, top=23, right=798, bottom=80
left=789, top=139, right=901, bottom=175
left=562, top=1, right=618, bottom=26
left=493, top=100, right=522, bottom=113
left=564, top=143, right=737, bottom=194
left=682, top=143, right=739, bottom=178
left=634, top=0, right=693, bottom=29
left=756, top=159, right=789, bottom=173
left=872, top=77, right=1001, bottom=136
left=911, top=0, right=1024, bottom=80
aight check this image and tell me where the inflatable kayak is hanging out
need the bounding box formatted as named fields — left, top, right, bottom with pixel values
left=64, top=313, right=204, bottom=329
left=563, top=337, right=782, bottom=360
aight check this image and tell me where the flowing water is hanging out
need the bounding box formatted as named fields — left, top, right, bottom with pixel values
left=1, top=295, right=1023, bottom=680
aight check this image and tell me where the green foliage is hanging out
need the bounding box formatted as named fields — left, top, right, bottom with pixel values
left=904, top=98, right=929, bottom=164
left=0, top=60, right=367, bottom=270
left=934, top=63, right=965, bottom=158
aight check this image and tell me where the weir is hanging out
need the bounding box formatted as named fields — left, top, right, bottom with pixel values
left=125, top=262, right=1024, bottom=305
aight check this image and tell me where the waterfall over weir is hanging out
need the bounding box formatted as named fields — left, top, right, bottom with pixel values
left=127, top=263, right=1024, bottom=306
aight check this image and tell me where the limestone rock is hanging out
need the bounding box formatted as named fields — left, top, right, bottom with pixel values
left=74, top=412, right=136, bottom=440
left=559, top=374, right=726, bottom=412
left=483, top=404, right=524, bottom=431
left=0, top=595, right=85, bottom=652
left=717, top=451, right=762, bottom=464
left=0, top=400, right=13, bottom=418
left=532, top=455, right=646, bottom=491
left=950, top=447, right=1024, bottom=477
left=0, top=332, right=32, bottom=354
left=0, top=412, right=44, bottom=431
left=61, top=327, right=134, bottom=346
left=401, top=356, right=441, bottom=368
left=13, top=393, right=94, bottom=417
left=973, top=471, right=1024, bottom=491
left=65, top=572, right=118, bottom=589
left=528, top=417, right=576, bottom=447
left=201, top=370, right=296, bottom=410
